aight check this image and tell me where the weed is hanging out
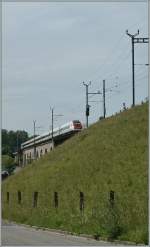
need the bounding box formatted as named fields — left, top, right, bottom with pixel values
left=2, top=103, right=148, bottom=244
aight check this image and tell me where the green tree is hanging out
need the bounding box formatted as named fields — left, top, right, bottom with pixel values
left=2, top=129, right=29, bottom=156
left=2, top=155, right=16, bottom=174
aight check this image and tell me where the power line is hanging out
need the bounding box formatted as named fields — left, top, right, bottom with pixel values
left=86, top=35, right=132, bottom=84
left=136, top=74, right=148, bottom=81
left=92, top=48, right=131, bottom=86
left=92, top=42, right=131, bottom=83
left=87, top=33, right=126, bottom=81
left=88, top=89, right=102, bottom=119
left=113, top=75, right=148, bottom=94
left=105, top=50, right=131, bottom=81
left=89, top=18, right=147, bottom=83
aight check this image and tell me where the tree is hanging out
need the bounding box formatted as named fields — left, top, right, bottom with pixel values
left=2, top=129, right=29, bottom=156
left=2, top=155, right=16, bottom=174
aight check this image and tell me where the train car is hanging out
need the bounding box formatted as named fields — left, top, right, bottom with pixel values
left=20, top=120, right=83, bottom=165
left=59, top=120, right=82, bottom=133
left=21, top=120, right=82, bottom=150
left=70, top=120, right=83, bottom=130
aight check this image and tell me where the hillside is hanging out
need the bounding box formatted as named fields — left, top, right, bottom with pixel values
left=2, top=103, right=148, bottom=244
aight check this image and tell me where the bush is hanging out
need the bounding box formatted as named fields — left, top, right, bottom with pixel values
left=102, top=202, right=124, bottom=240
left=2, top=155, right=16, bottom=174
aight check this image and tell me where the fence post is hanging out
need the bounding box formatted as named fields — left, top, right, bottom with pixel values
left=80, top=192, right=84, bottom=212
left=7, top=192, right=9, bottom=204
left=109, top=190, right=115, bottom=207
left=33, top=192, right=38, bottom=208
left=18, top=191, right=21, bottom=204
left=54, top=192, right=58, bottom=209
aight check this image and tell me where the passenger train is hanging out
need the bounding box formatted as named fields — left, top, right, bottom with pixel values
left=21, top=120, right=82, bottom=150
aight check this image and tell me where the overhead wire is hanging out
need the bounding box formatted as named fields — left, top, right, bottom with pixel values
left=104, top=50, right=131, bottom=80
left=86, top=18, right=147, bottom=83
left=87, top=33, right=127, bottom=82
left=78, top=19, right=148, bottom=122
left=87, top=18, right=148, bottom=91
left=92, top=41, right=130, bottom=83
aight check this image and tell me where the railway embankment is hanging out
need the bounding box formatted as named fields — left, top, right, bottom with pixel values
left=2, top=102, right=148, bottom=244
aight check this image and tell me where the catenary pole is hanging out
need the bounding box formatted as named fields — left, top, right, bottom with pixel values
left=103, top=80, right=106, bottom=118
left=83, top=81, right=91, bottom=128
left=126, top=30, right=139, bottom=106
left=50, top=107, right=54, bottom=148
left=52, top=108, right=54, bottom=147
left=17, top=132, right=19, bottom=165
left=50, top=106, right=63, bottom=149
left=33, top=120, right=36, bottom=160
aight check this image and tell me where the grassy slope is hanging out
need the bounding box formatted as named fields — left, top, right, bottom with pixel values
left=2, top=103, right=148, bottom=244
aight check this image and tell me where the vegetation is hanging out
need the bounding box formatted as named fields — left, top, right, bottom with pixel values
left=2, top=129, right=29, bottom=156
left=2, top=103, right=148, bottom=244
left=2, top=155, right=16, bottom=174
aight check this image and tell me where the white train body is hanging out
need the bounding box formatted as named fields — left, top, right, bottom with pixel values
left=21, top=120, right=82, bottom=150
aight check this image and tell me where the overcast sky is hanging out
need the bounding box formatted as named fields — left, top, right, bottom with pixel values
left=2, top=2, right=148, bottom=136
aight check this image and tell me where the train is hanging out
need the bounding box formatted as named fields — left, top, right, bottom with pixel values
left=21, top=120, right=83, bottom=150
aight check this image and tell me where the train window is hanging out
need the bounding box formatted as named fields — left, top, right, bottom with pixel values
left=73, top=120, right=80, bottom=123
left=73, top=122, right=82, bottom=129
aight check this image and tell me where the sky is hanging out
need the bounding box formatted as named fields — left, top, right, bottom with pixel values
left=2, top=1, right=148, bottom=136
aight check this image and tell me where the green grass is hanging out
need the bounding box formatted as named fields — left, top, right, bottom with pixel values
left=2, top=103, right=148, bottom=244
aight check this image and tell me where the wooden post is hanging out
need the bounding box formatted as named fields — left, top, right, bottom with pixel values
left=33, top=192, right=38, bottom=208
